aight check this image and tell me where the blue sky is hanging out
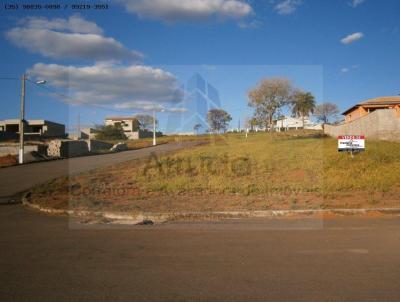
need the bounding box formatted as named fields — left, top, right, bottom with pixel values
left=0, top=0, right=399, bottom=133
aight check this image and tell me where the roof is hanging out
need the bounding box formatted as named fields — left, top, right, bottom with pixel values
left=0, top=119, right=64, bottom=126
left=105, top=116, right=138, bottom=121
left=342, top=96, right=400, bottom=115
left=360, top=96, right=400, bottom=105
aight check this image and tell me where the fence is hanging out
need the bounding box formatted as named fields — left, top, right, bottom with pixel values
left=324, top=109, right=400, bottom=141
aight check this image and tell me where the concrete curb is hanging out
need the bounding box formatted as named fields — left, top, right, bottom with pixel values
left=22, top=194, right=145, bottom=224
left=22, top=192, right=400, bottom=224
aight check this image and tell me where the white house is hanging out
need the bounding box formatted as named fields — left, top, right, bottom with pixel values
left=274, top=116, right=323, bottom=131
left=105, top=117, right=139, bottom=140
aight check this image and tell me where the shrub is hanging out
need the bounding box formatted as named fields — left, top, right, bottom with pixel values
left=94, top=124, right=127, bottom=140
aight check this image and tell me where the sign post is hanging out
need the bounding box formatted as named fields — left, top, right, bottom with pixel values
left=338, top=135, right=365, bottom=157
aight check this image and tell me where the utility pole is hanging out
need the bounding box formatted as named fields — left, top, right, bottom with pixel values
left=152, top=110, right=156, bottom=146
left=19, top=74, right=26, bottom=164
left=77, top=113, right=81, bottom=140
left=152, top=109, right=164, bottom=145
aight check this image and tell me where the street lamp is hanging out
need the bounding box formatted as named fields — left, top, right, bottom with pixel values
left=19, top=74, right=46, bottom=164
left=152, top=108, right=165, bottom=146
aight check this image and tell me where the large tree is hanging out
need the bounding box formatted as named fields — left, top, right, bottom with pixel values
left=207, top=109, right=232, bottom=134
left=314, top=102, right=340, bottom=124
left=134, top=114, right=158, bottom=130
left=248, top=78, right=293, bottom=131
left=291, top=90, right=316, bottom=128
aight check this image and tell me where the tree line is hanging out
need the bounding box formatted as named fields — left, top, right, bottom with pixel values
left=206, top=77, right=339, bottom=134
left=96, top=76, right=341, bottom=139
left=247, top=77, right=339, bottom=131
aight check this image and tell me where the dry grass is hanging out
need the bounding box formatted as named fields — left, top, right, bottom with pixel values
left=125, top=134, right=218, bottom=149
left=102, top=134, right=214, bottom=151
left=29, top=131, right=400, bottom=212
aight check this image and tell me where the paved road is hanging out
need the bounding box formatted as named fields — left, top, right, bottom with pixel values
left=1, top=205, right=399, bottom=301
left=0, top=142, right=196, bottom=198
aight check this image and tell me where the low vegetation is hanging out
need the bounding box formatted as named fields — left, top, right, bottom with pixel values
left=94, top=124, right=127, bottom=141
left=29, top=131, right=400, bottom=212
left=103, top=134, right=216, bottom=150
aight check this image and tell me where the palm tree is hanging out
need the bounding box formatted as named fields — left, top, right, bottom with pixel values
left=291, top=91, right=316, bottom=129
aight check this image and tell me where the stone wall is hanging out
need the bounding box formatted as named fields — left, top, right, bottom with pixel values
left=324, top=109, right=400, bottom=141
left=126, top=131, right=139, bottom=140
left=2, top=139, right=116, bottom=160
left=47, top=140, right=89, bottom=158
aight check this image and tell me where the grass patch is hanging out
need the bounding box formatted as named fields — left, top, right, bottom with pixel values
left=103, top=134, right=216, bottom=150
left=29, top=131, right=400, bottom=212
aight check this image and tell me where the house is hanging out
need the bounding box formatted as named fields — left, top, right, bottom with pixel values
left=0, top=119, right=65, bottom=137
left=105, top=117, right=140, bottom=140
left=274, top=116, right=323, bottom=131
left=324, top=96, right=400, bottom=141
left=68, top=128, right=97, bottom=140
left=342, top=96, right=400, bottom=123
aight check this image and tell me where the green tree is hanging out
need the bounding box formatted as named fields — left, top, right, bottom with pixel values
left=291, top=91, right=316, bottom=128
left=94, top=124, right=127, bottom=141
left=248, top=78, right=293, bottom=131
left=207, top=109, right=232, bottom=134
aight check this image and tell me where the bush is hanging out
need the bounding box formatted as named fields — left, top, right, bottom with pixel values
left=94, top=124, right=127, bottom=140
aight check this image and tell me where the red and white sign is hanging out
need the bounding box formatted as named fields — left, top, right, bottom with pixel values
left=338, top=135, right=365, bottom=152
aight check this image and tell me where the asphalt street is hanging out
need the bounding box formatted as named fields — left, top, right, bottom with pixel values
left=1, top=140, right=399, bottom=301
left=0, top=141, right=197, bottom=199
left=1, top=205, right=400, bottom=302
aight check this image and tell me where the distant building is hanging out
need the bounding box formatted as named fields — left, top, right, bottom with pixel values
left=105, top=117, right=139, bottom=140
left=324, top=96, right=400, bottom=141
left=68, top=128, right=96, bottom=140
left=342, top=96, right=400, bottom=123
left=0, top=119, right=65, bottom=138
left=274, top=116, right=323, bottom=131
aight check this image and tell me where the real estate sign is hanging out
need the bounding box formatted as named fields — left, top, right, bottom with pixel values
left=338, top=135, right=365, bottom=152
